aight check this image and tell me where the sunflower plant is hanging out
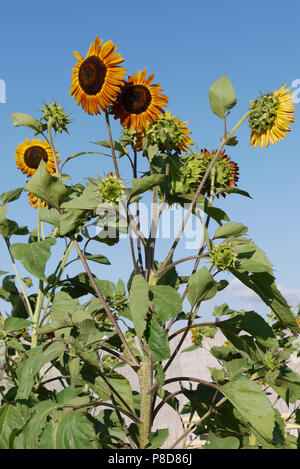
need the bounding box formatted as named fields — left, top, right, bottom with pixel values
left=0, top=37, right=299, bottom=451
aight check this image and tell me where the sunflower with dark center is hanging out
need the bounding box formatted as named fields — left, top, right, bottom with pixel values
left=27, top=192, right=48, bottom=209
left=14, top=138, right=59, bottom=177
left=110, top=68, right=168, bottom=131
left=249, top=84, right=295, bottom=149
left=182, top=149, right=239, bottom=198
left=70, top=36, right=126, bottom=115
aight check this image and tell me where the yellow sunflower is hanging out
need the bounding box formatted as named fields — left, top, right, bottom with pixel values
left=70, top=35, right=126, bottom=115
left=14, top=138, right=59, bottom=177
left=165, top=111, right=193, bottom=153
left=27, top=192, right=48, bottom=209
left=249, top=84, right=295, bottom=149
left=110, top=68, right=168, bottom=131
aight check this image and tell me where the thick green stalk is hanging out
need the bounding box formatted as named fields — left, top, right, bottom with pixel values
left=138, top=351, right=153, bottom=448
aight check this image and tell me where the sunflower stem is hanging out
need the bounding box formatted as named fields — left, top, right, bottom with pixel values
left=104, top=110, right=120, bottom=178
left=4, top=238, right=34, bottom=321
left=31, top=199, right=44, bottom=348
left=47, top=119, right=61, bottom=181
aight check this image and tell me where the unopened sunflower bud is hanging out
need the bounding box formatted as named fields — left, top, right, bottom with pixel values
left=209, top=241, right=238, bottom=271
left=98, top=173, right=126, bottom=202
left=41, top=101, right=71, bottom=134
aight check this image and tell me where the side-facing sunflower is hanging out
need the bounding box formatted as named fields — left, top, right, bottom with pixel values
left=14, top=138, right=59, bottom=177
left=27, top=192, right=48, bottom=209
left=70, top=35, right=126, bottom=115
left=182, top=149, right=239, bottom=198
left=145, top=110, right=193, bottom=153
left=249, top=84, right=295, bottom=149
left=110, top=68, right=168, bottom=131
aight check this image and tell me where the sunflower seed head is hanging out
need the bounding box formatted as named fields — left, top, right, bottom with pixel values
left=248, top=93, right=278, bottom=133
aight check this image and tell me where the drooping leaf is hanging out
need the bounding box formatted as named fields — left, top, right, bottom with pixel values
left=10, top=238, right=56, bottom=282
left=220, top=375, right=275, bottom=441
left=10, top=112, right=44, bottom=134
left=129, top=274, right=149, bottom=338
left=187, top=267, right=218, bottom=307
left=24, top=160, right=72, bottom=211
left=16, top=342, right=66, bottom=400
left=231, top=269, right=299, bottom=333
left=149, top=285, right=182, bottom=323
left=218, top=311, right=278, bottom=348
left=0, top=188, right=23, bottom=204
left=130, top=174, right=165, bottom=199
left=145, top=317, right=170, bottom=361
left=84, top=253, right=111, bottom=265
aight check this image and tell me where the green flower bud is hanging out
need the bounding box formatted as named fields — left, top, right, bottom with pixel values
left=98, top=173, right=126, bottom=203
left=209, top=241, right=238, bottom=271
left=41, top=101, right=71, bottom=134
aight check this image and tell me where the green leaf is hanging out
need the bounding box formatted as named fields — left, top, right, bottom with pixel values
left=10, top=238, right=56, bottom=282
left=220, top=375, right=275, bottom=441
left=209, top=74, right=237, bottom=119
left=0, top=405, right=26, bottom=449
left=93, top=140, right=128, bottom=157
left=0, top=219, right=28, bottom=238
left=146, top=317, right=170, bottom=361
left=147, top=429, right=169, bottom=449
left=215, top=187, right=252, bottom=198
left=60, top=182, right=102, bottom=210
left=10, top=112, right=44, bottom=134
left=218, top=311, right=278, bottom=348
left=130, top=174, right=165, bottom=199
left=0, top=188, right=23, bottom=204
left=39, top=207, right=60, bottom=227
left=50, top=291, right=77, bottom=321
left=205, top=432, right=240, bottom=449
left=149, top=285, right=182, bottom=323
left=4, top=317, right=32, bottom=333
left=59, top=207, right=90, bottom=236
left=231, top=269, right=299, bottom=333
left=39, top=412, right=96, bottom=449
left=187, top=267, right=218, bottom=307
left=129, top=274, right=149, bottom=338
left=22, top=401, right=59, bottom=449
left=84, top=253, right=111, bottom=265
left=24, top=160, right=72, bottom=211
left=16, top=342, right=66, bottom=400
left=214, top=222, right=248, bottom=239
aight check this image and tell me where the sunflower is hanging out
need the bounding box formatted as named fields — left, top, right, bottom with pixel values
left=27, top=192, right=48, bottom=209
left=249, top=84, right=295, bottom=149
left=70, top=36, right=126, bottom=115
left=14, top=138, right=59, bottom=177
left=182, top=149, right=239, bottom=198
left=110, top=68, right=168, bottom=131
left=145, top=110, right=193, bottom=153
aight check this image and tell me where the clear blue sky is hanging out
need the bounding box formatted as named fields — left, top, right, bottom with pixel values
left=0, top=0, right=299, bottom=319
